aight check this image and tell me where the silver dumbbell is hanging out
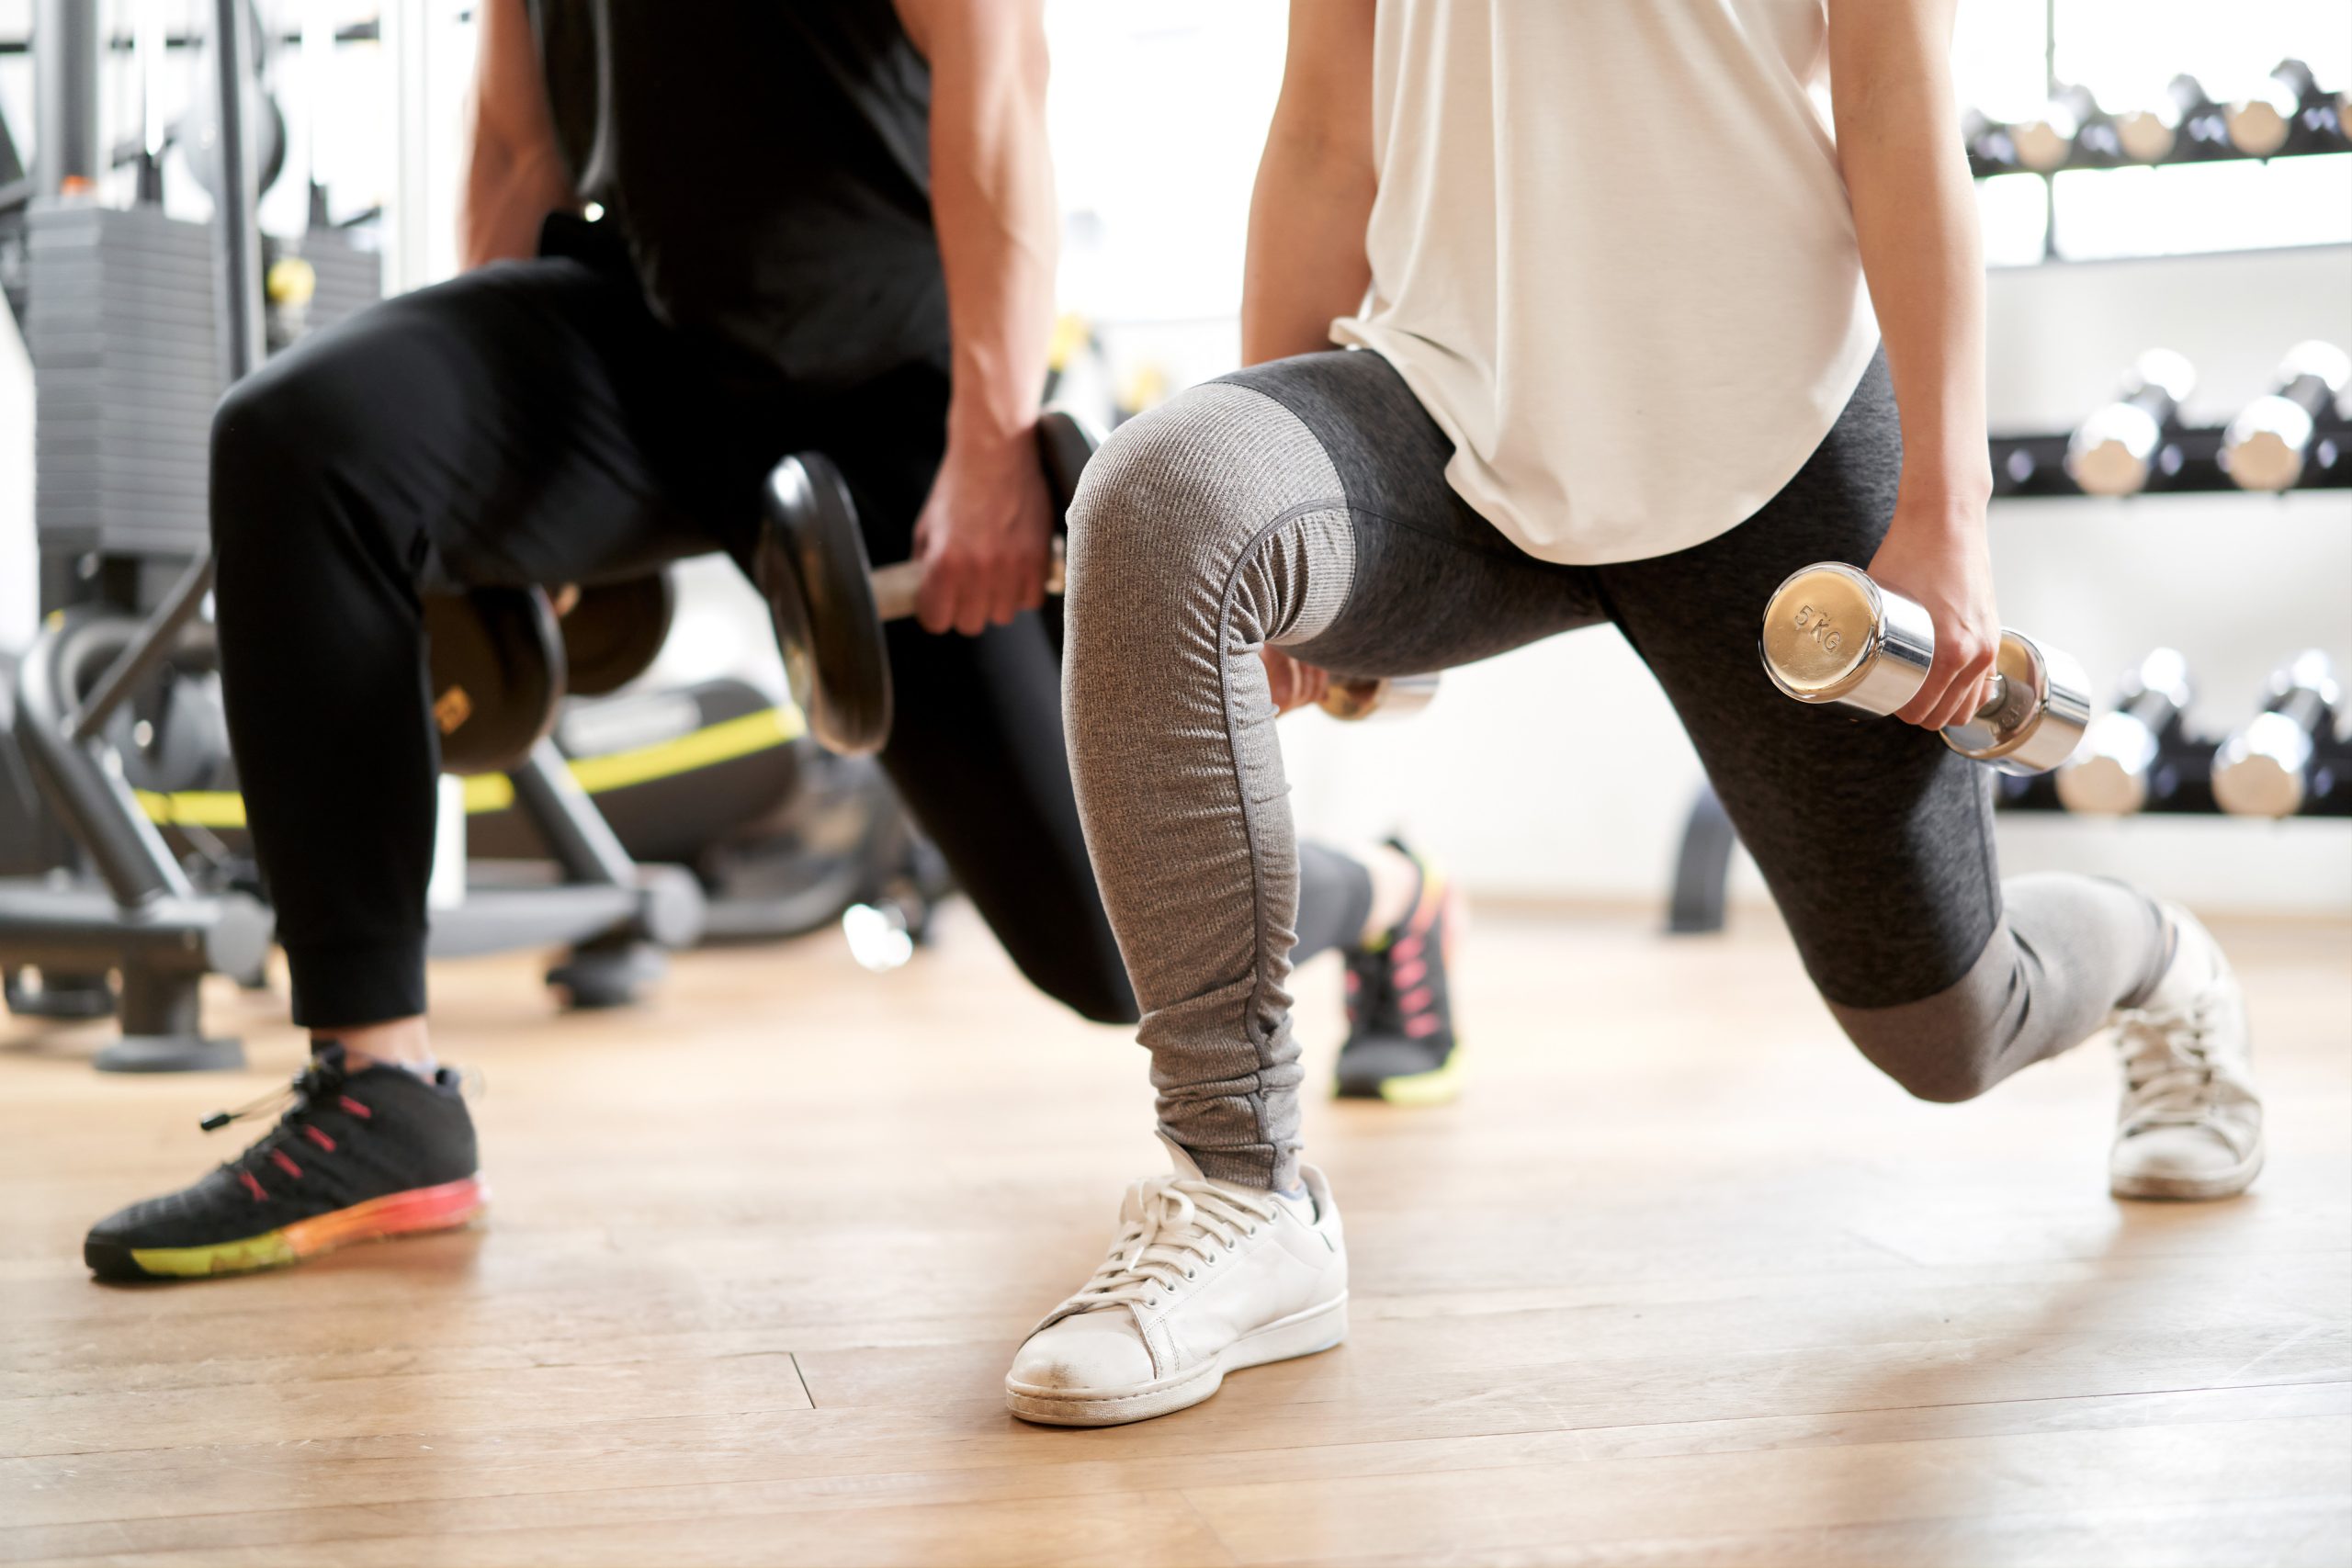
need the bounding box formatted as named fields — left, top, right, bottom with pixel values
left=2067, top=350, right=2196, bottom=496
left=2213, top=650, right=2341, bottom=818
left=1759, top=563, right=2092, bottom=775
left=2057, top=649, right=2193, bottom=815
left=2224, top=59, right=2320, bottom=158
left=2222, top=342, right=2351, bottom=492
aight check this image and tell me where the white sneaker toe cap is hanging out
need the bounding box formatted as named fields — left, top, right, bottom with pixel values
left=2112, top=1123, right=2260, bottom=1199
left=1008, top=1312, right=1157, bottom=1393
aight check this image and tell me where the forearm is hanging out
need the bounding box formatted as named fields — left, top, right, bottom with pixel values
left=1241, top=131, right=1374, bottom=366
left=456, top=0, right=574, bottom=271
left=458, top=137, right=572, bottom=270
left=928, top=32, right=1056, bottom=456
left=1831, top=9, right=1990, bottom=508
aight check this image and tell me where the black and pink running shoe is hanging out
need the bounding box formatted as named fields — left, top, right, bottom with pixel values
left=1336, top=843, right=1464, bottom=1104
left=85, top=1043, right=484, bottom=1282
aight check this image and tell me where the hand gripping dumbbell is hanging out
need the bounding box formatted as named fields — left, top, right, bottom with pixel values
left=2066, top=349, right=2197, bottom=496
left=2057, top=649, right=2194, bottom=815
left=755, top=412, right=1438, bottom=756
left=2212, top=650, right=2341, bottom=818
left=2222, top=342, right=2351, bottom=492
left=1758, top=563, right=2091, bottom=774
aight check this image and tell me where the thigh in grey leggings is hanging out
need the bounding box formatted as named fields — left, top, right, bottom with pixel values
left=1063, top=349, right=2166, bottom=1190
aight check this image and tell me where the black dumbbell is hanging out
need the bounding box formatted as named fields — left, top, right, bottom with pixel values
left=2066, top=350, right=2197, bottom=496
left=1759, top=563, right=2091, bottom=774
left=2213, top=650, right=2341, bottom=818
left=560, top=570, right=678, bottom=697
left=424, top=588, right=565, bottom=776
left=2222, top=342, right=2351, bottom=492
left=424, top=569, right=679, bottom=774
left=2057, top=649, right=2194, bottom=815
left=756, top=412, right=1437, bottom=756
left=1961, top=107, right=2027, bottom=175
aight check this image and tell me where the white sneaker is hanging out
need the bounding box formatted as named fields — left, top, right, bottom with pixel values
left=2109, top=903, right=2264, bottom=1201
left=1005, top=1139, right=1348, bottom=1427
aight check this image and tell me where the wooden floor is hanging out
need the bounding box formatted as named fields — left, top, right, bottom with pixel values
left=2, top=901, right=2347, bottom=1566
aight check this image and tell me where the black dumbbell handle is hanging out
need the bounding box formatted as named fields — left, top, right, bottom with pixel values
left=870, top=537, right=1066, bottom=624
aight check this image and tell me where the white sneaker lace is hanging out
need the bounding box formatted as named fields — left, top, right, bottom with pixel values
left=2113, top=993, right=2241, bottom=1136
left=1057, top=1177, right=1284, bottom=1314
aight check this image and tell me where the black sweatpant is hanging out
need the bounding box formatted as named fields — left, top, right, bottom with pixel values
left=209, top=254, right=1369, bottom=1030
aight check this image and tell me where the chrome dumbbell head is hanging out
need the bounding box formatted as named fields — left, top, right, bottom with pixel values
left=2056, top=648, right=2193, bottom=815
left=2213, top=649, right=2341, bottom=818
left=1759, top=564, right=2092, bottom=775
left=2066, top=349, right=2196, bottom=497
left=2224, top=60, right=2316, bottom=158
left=2223, top=342, right=2352, bottom=493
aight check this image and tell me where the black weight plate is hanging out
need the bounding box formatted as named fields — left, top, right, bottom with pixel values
left=1037, top=408, right=1102, bottom=522
left=755, top=453, right=891, bottom=756
left=563, top=570, right=677, bottom=697
left=424, top=587, right=565, bottom=775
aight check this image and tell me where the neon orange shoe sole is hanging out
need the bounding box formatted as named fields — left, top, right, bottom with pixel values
left=85, top=1177, right=489, bottom=1281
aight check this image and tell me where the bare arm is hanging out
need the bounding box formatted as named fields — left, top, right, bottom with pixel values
left=458, top=0, right=576, bottom=270
left=1829, top=0, right=1999, bottom=732
left=895, top=0, right=1058, bottom=637
left=1241, top=1, right=1377, bottom=367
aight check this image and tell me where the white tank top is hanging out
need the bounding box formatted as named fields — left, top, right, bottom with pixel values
left=1330, top=0, right=1883, bottom=566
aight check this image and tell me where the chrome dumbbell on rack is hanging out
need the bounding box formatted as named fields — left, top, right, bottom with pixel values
left=2222, top=342, right=2350, bottom=492
left=1758, top=564, right=2091, bottom=774
left=2213, top=651, right=2343, bottom=818
left=2066, top=350, right=2197, bottom=496
left=2057, top=649, right=2198, bottom=815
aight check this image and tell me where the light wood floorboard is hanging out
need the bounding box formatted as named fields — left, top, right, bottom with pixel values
left=3, top=902, right=2346, bottom=1565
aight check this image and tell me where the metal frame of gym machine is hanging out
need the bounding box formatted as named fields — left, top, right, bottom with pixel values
left=0, top=0, right=702, bottom=1072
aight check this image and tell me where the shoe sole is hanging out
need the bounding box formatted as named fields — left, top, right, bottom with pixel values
left=1335, top=1045, right=1464, bottom=1106
left=2112, top=1145, right=2266, bottom=1202
left=1004, top=1292, right=1349, bottom=1427
left=85, top=1176, right=490, bottom=1282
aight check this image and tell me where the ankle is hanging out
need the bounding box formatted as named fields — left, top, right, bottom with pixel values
left=1359, top=842, right=1422, bottom=944
left=315, top=1017, right=435, bottom=1075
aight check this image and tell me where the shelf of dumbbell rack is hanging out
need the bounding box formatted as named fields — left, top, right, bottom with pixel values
left=1969, top=139, right=2346, bottom=179
left=1994, top=743, right=2352, bottom=818
left=1989, top=426, right=2352, bottom=499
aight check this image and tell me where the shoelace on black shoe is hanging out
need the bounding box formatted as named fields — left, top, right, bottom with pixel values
left=198, top=1046, right=369, bottom=1201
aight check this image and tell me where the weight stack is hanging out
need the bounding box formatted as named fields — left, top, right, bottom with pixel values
left=26, top=202, right=220, bottom=564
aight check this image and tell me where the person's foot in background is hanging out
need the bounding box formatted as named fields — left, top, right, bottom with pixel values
left=1337, top=840, right=1465, bottom=1105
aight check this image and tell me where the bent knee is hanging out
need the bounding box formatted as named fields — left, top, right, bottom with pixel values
left=1829, top=976, right=2019, bottom=1104
left=1067, top=382, right=1344, bottom=609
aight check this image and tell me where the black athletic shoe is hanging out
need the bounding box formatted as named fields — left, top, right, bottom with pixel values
left=84, top=1044, right=484, bottom=1282
left=1336, top=842, right=1464, bottom=1104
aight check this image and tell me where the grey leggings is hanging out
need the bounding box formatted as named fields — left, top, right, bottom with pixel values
left=1064, top=349, right=2169, bottom=1190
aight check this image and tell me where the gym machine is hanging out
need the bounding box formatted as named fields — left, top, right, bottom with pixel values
left=0, top=0, right=704, bottom=1066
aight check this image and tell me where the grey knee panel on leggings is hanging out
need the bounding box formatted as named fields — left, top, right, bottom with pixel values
left=1064, top=384, right=1360, bottom=1188
left=1831, top=874, right=2167, bottom=1102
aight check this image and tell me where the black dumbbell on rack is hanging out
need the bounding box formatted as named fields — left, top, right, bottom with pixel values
left=2213, top=651, right=2349, bottom=818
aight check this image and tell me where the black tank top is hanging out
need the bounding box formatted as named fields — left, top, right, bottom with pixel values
left=527, top=0, right=949, bottom=389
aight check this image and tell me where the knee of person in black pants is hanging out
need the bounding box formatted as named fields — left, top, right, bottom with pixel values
left=1035, top=968, right=1140, bottom=1030
left=208, top=355, right=352, bottom=558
